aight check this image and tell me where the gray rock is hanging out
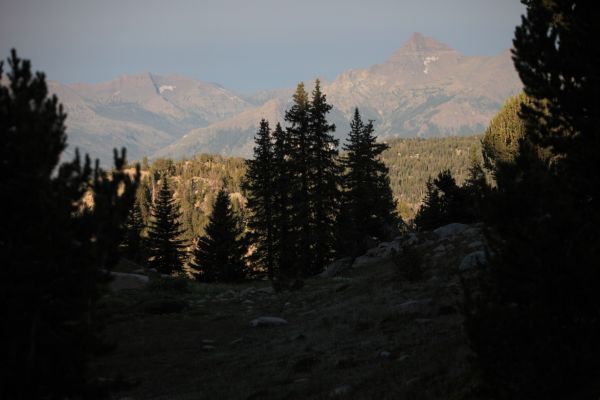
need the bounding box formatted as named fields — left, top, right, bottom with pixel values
left=403, top=232, right=419, bottom=246
left=459, top=250, right=486, bottom=271
left=352, top=253, right=384, bottom=268
left=366, top=240, right=400, bottom=258
left=433, top=244, right=446, bottom=253
left=249, top=316, right=289, bottom=327
left=319, top=257, right=353, bottom=278
left=467, top=240, right=484, bottom=249
left=330, top=385, right=352, bottom=397
left=433, top=223, right=469, bottom=239
left=378, top=351, right=392, bottom=359
left=109, top=271, right=149, bottom=291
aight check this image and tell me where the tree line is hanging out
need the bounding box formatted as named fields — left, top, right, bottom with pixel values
left=123, top=80, right=401, bottom=287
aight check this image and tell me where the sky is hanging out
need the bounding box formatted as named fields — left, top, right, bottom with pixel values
left=0, top=0, right=525, bottom=93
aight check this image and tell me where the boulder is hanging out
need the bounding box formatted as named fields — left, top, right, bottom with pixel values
left=330, top=385, right=352, bottom=397
left=249, top=316, right=289, bottom=327
left=433, top=223, right=469, bottom=239
left=459, top=251, right=486, bottom=271
left=365, top=240, right=400, bottom=258
left=319, top=257, right=353, bottom=278
left=351, top=254, right=376, bottom=269
left=109, top=271, right=149, bottom=291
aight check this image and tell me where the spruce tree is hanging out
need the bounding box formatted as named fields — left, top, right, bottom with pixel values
left=340, top=108, right=399, bottom=255
left=285, top=83, right=312, bottom=279
left=414, top=169, right=470, bottom=230
left=121, top=199, right=146, bottom=264
left=146, top=176, right=187, bottom=275
left=271, top=122, right=297, bottom=286
left=413, top=177, right=442, bottom=231
left=462, top=151, right=488, bottom=221
left=463, top=1, right=600, bottom=398
left=243, top=119, right=275, bottom=280
left=191, top=188, right=246, bottom=282
left=306, top=79, right=341, bottom=274
left=0, top=50, right=138, bottom=399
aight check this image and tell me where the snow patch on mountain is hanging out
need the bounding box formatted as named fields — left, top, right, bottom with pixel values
left=423, top=56, right=439, bottom=74
left=159, top=85, right=176, bottom=94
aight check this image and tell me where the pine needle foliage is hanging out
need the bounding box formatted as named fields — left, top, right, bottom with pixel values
left=191, top=187, right=247, bottom=282
left=146, top=176, right=187, bottom=275
left=0, top=50, right=139, bottom=399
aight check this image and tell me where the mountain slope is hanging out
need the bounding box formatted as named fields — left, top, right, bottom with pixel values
left=50, top=73, right=252, bottom=164
left=162, top=33, right=520, bottom=158
left=52, top=33, right=521, bottom=162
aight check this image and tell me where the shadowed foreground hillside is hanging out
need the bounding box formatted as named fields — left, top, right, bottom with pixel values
left=93, top=223, right=486, bottom=399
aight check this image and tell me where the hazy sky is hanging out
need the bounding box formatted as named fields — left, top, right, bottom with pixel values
left=0, top=0, right=525, bottom=93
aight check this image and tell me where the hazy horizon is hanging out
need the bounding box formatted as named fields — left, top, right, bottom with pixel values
left=0, top=0, right=525, bottom=93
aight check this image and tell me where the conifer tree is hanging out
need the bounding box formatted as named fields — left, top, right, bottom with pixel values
left=306, top=79, right=341, bottom=274
left=243, top=119, right=275, bottom=280
left=0, top=50, right=138, bottom=399
left=146, top=176, right=187, bottom=274
left=340, top=108, right=399, bottom=255
left=191, top=188, right=246, bottom=282
left=463, top=1, right=600, bottom=398
left=413, top=177, right=442, bottom=231
left=121, top=199, right=146, bottom=264
left=414, top=169, right=470, bottom=230
left=271, top=122, right=297, bottom=286
left=462, top=151, right=488, bottom=221
left=285, top=83, right=312, bottom=278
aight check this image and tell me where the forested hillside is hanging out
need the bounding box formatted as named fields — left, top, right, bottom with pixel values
left=133, top=134, right=481, bottom=241
left=382, top=135, right=482, bottom=218
left=134, top=154, right=247, bottom=243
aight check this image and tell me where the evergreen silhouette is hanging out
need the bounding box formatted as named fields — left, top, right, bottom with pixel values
left=340, top=108, right=399, bottom=255
left=463, top=1, right=600, bottom=398
left=461, top=152, right=488, bottom=221
left=285, top=83, right=312, bottom=279
left=306, top=79, right=340, bottom=275
left=242, top=119, right=275, bottom=280
left=414, top=169, right=466, bottom=230
left=145, top=176, right=187, bottom=275
left=270, top=122, right=297, bottom=286
left=413, top=176, right=442, bottom=230
left=0, top=50, right=138, bottom=399
left=191, top=188, right=247, bottom=282
left=121, top=199, right=146, bottom=264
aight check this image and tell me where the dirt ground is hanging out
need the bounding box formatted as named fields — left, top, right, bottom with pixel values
left=94, top=248, right=482, bottom=400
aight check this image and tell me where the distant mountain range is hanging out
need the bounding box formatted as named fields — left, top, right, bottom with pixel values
left=49, top=33, right=521, bottom=164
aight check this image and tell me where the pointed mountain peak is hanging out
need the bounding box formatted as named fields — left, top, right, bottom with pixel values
left=386, top=33, right=456, bottom=63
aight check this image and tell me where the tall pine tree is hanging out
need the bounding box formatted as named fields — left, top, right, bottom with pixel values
left=306, top=79, right=340, bottom=274
left=340, top=108, right=399, bottom=256
left=463, top=1, right=600, bottom=398
left=190, top=188, right=247, bottom=282
left=285, top=83, right=312, bottom=279
left=242, top=119, right=275, bottom=280
left=146, top=176, right=187, bottom=275
left=0, top=50, right=138, bottom=399
left=271, top=122, right=297, bottom=287
left=121, top=199, right=146, bottom=264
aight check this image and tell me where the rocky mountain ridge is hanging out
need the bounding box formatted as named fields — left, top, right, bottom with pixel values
left=51, top=33, right=521, bottom=164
